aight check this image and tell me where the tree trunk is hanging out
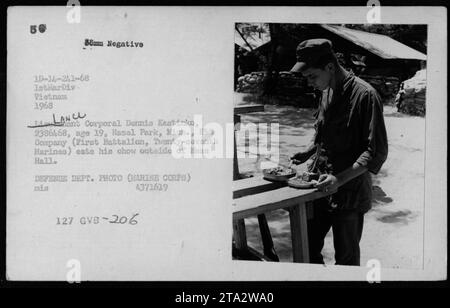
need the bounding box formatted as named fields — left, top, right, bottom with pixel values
left=262, top=23, right=281, bottom=96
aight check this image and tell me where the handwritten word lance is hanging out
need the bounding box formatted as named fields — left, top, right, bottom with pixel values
left=27, top=112, right=87, bottom=128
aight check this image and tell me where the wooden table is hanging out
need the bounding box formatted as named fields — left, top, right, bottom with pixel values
left=233, top=103, right=282, bottom=260
left=233, top=176, right=336, bottom=263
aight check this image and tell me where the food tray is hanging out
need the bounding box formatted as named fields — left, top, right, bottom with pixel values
left=287, top=178, right=318, bottom=189
left=262, top=167, right=296, bottom=182
left=287, top=172, right=320, bottom=189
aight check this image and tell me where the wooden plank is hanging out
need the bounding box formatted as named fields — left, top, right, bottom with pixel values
left=233, top=245, right=272, bottom=262
left=247, top=246, right=271, bottom=262
left=288, top=203, right=310, bottom=263
left=234, top=104, right=265, bottom=115
left=233, top=129, right=240, bottom=181
left=233, top=219, right=248, bottom=251
left=232, top=186, right=336, bottom=220
left=233, top=176, right=287, bottom=199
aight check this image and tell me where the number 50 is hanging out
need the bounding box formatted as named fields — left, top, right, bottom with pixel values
left=30, top=24, right=46, bottom=34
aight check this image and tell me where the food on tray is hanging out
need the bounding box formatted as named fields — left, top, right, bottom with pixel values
left=262, top=166, right=296, bottom=182
left=299, top=171, right=320, bottom=182
left=287, top=171, right=321, bottom=189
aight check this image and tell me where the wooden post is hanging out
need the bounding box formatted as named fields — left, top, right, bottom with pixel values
left=233, top=219, right=247, bottom=251
left=233, top=114, right=241, bottom=180
left=257, top=214, right=279, bottom=261
left=288, top=203, right=310, bottom=263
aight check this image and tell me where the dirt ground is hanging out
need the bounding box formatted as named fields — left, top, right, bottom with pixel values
left=235, top=93, right=425, bottom=269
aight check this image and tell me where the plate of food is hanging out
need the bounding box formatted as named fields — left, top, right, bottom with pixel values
left=262, top=166, right=297, bottom=182
left=287, top=171, right=320, bottom=189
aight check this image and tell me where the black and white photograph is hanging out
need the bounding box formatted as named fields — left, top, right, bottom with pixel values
left=3, top=5, right=446, bottom=285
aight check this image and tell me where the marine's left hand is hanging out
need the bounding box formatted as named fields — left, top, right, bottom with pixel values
left=314, top=174, right=340, bottom=192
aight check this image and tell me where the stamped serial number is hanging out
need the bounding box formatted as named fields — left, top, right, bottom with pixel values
left=218, top=292, right=274, bottom=303
left=56, top=213, right=139, bottom=226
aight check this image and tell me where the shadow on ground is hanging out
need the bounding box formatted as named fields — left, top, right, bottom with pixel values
left=383, top=108, right=424, bottom=119
left=375, top=209, right=418, bottom=225
left=244, top=210, right=294, bottom=262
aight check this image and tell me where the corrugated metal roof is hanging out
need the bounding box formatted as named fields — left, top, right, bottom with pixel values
left=321, top=24, right=426, bottom=61
left=235, top=23, right=271, bottom=52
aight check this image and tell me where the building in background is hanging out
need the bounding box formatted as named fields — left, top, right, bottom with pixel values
left=235, top=23, right=427, bottom=108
